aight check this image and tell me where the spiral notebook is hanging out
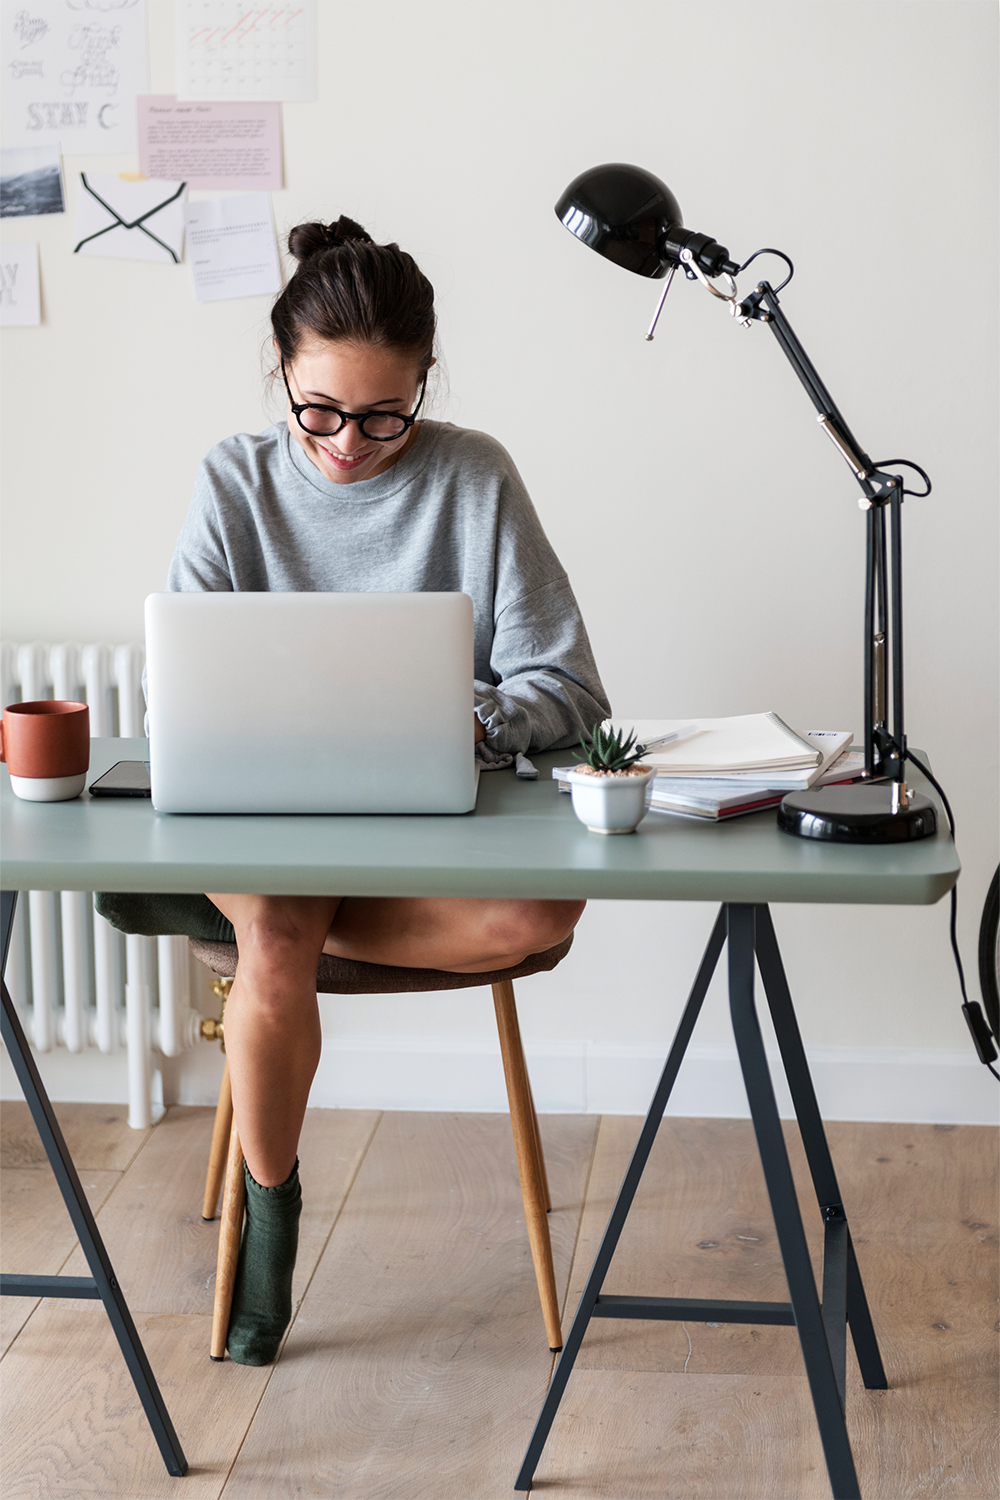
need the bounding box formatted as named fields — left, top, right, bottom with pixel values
left=616, top=713, right=822, bottom=777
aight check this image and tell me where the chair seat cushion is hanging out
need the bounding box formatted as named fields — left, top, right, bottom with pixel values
left=188, top=933, right=573, bottom=993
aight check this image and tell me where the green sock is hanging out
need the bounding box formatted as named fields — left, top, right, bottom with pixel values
left=226, top=1159, right=302, bottom=1366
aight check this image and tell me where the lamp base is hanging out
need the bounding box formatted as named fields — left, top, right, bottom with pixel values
left=778, top=783, right=937, bottom=843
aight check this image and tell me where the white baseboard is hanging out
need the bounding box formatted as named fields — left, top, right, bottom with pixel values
left=4, top=1034, right=997, bottom=1126
left=2, top=1043, right=130, bottom=1108
left=299, top=1036, right=998, bottom=1125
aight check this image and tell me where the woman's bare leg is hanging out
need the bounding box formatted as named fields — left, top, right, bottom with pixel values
left=206, top=893, right=342, bottom=1186
left=324, top=896, right=586, bottom=973
left=206, top=894, right=584, bottom=1186
left=203, top=891, right=584, bottom=1364
left=209, top=896, right=584, bottom=1179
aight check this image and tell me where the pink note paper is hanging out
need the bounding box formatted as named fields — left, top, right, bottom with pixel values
left=137, top=96, right=282, bottom=191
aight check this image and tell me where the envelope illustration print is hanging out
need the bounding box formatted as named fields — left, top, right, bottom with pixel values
left=73, top=174, right=187, bottom=264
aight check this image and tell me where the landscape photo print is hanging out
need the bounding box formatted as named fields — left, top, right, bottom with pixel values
left=0, top=144, right=65, bottom=218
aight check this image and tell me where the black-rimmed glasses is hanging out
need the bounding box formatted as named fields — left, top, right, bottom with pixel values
left=281, top=358, right=426, bottom=441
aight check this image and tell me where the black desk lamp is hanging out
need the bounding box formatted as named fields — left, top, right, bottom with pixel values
left=556, top=163, right=937, bottom=844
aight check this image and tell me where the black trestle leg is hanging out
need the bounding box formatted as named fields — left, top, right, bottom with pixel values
left=822, top=1209, right=849, bottom=1405
left=753, top=905, right=887, bottom=1392
left=514, top=906, right=728, bottom=1492
left=515, top=902, right=884, bottom=1498
left=0, top=890, right=187, bottom=1478
left=728, top=905, right=860, bottom=1500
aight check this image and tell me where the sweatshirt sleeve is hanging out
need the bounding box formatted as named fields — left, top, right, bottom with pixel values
left=165, top=448, right=240, bottom=592
left=474, top=575, right=612, bottom=753
left=471, top=458, right=611, bottom=754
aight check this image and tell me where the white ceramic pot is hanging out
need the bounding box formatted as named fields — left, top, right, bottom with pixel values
left=565, top=766, right=656, bottom=834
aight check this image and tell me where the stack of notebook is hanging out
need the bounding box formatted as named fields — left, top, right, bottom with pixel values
left=554, top=714, right=861, bottom=821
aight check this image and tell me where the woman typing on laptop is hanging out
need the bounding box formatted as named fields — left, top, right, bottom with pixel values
left=99, top=216, right=609, bottom=1364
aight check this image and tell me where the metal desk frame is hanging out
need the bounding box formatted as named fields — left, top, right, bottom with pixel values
left=0, top=740, right=960, bottom=1493
left=516, top=902, right=885, bottom=1500
left=0, top=889, right=187, bottom=1477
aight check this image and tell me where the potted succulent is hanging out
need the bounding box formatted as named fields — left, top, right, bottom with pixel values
left=565, top=724, right=656, bottom=834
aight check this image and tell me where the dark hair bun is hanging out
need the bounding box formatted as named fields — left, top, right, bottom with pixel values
left=273, top=215, right=435, bottom=374
left=287, top=215, right=374, bottom=262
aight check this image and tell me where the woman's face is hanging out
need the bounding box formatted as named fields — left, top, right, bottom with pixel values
left=282, top=339, right=426, bottom=486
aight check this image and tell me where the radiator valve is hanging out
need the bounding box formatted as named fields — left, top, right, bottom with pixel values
left=200, top=976, right=232, bottom=1049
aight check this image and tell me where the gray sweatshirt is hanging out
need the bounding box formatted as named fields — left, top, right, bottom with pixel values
left=166, top=420, right=610, bottom=755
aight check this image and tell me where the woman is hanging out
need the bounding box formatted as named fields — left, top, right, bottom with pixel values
left=101, top=216, right=610, bottom=1365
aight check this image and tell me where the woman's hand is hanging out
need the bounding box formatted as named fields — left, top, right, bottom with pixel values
left=474, top=714, right=487, bottom=744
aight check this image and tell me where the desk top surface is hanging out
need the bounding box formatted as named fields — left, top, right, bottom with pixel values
left=1, top=739, right=960, bottom=905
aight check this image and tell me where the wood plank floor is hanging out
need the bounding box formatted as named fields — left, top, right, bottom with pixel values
left=1, top=1102, right=996, bottom=1499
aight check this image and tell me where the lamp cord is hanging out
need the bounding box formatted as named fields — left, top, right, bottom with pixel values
left=735, top=247, right=795, bottom=292
left=904, top=748, right=1000, bottom=1081
left=869, top=458, right=932, bottom=499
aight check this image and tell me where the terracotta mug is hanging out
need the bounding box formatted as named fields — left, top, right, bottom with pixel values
left=0, top=701, right=90, bottom=802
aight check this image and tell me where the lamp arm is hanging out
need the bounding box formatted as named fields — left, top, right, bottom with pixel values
left=747, top=281, right=875, bottom=481
left=741, top=280, right=907, bottom=783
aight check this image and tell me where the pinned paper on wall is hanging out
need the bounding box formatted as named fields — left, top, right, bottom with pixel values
left=176, top=1, right=317, bottom=102
left=137, top=95, right=282, bottom=190
left=1, top=0, right=149, bottom=155
left=0, top=145, right=65, bottom=218
left=0, top=241, right=41, bottom=325
left=73, top=172, right=186, bottom=264
left=185, top=191, right=281, bottom=301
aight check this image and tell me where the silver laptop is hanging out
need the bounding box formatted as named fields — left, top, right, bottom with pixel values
left=144, top=592, right=478, bottom=814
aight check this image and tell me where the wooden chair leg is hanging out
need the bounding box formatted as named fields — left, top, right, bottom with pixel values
left=210, top=1116, right=245, bottom=1361
left=202, top=1059, right=233, bottom=1221
left=527, top=1074, right=552, bottom=1213
left=492, top=979, right=562, bottom=1350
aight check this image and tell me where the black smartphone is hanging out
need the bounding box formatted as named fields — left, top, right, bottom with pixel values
left=89, top=761, right=152, bottom=798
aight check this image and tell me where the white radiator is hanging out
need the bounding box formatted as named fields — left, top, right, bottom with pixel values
left=2, top=642, right=204, bottom=1128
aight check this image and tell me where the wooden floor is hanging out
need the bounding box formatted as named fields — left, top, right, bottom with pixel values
left=1, top=1102, right=996, bottom=1499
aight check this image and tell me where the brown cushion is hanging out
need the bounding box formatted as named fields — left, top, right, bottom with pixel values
left=187, top=932, right=573, bottom=993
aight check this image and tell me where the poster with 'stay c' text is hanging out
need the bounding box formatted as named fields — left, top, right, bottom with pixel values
left=1, top=0, right=149, bottom=155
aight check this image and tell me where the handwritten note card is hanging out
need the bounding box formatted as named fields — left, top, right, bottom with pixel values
left=1, top=0, right=149, bottom=154
left=185, top=192, right=282, bottom=302
left=0, top=242, right=41, bottom=326
left=137, top=96, right=281, bottom=190
left=176, top=2, right=317, bottom=102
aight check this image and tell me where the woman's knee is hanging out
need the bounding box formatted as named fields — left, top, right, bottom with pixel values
left=490, top=898, right=586, bottom=957
left=210, top=895, right=337, bottom=978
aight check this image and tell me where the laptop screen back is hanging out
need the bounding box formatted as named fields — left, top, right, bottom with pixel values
left=145, top=592, right=477, bottom=814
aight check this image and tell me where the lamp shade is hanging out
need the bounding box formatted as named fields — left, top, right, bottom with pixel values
left=555, top=163, right=737, bottom=280
left=555, top=164, right=681, bottom=279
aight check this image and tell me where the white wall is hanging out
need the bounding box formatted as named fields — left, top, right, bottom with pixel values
left=2, top=1, right=998, bottom=1120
